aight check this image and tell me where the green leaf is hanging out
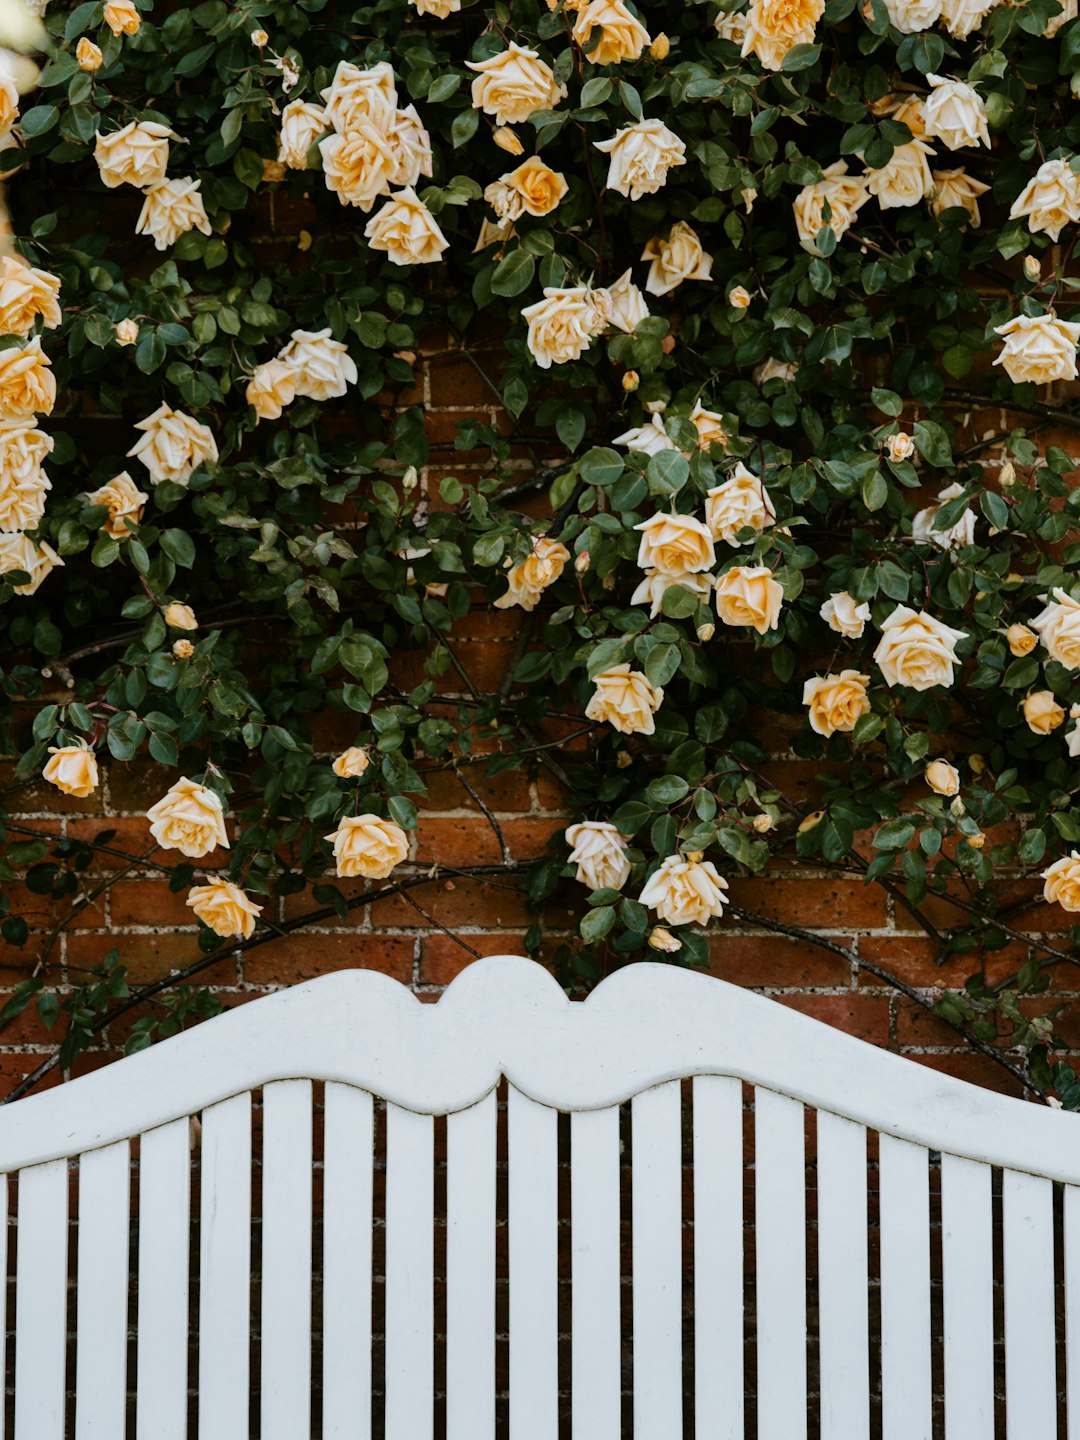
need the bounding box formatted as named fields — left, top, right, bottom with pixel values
left=490, top=248, right=536, bottom=298
left=160, top=528, right=196, bottom=568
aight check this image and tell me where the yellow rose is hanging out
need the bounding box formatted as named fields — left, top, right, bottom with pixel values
left=651, top=31, right=670, bottom=57
left=86, top=471, right=148, bottom=539
left=586, top=663, right=664, bottom=735
left=613, top=413, right=674, bottom=455
left=277, top=100, right=328, bottom=169
left=1043, top=851, right=1080, bottom=911
left=565, top=821, right=631, bottom=890
left=521, top=286, right=605, bottom=369
left=754, top=357, right=799, bottom=384
left=246, top=359, right=297, bottom=421
left=324, top=813, right=409, bottom=878
left=639, top=855, right=729, bottom=926
left=251, top=28, right=269, bottom=46
left=741, top=0, right=823, bottom=68
left=147, top=777, right=229, bottom=858
left=594, top=268, right=650, bottom=334
left=880, top=0, right=941, bottom=29
left=595, top=118, right=686, bottom=200
left=94, top=120, right=171, bottom=189
left=0, top=337, right=55, bottom=418
left=705, top=463, right=775, bottom=546
left=714, top=565, right=784, bottom=634
left=364, top=188, right=449, bottom=266
left=793, top=161, right=869, bottom=252
left=135, top=178, right=212, bottom=251
left=641, top=220, right=712, bottom=296
left=994, top=314, right=1080, bottom=385
left=689, top=401, right=727, bottom=449
left=873, top=604, right=967, bottom=690
left=320, top=60, right=398, bottom=134
left=493, top=126, right=525, bottom=155
left=42, top=744, right=99, bottom=798
left=728, top=285, right=752, bottom=309
left=930, top=168, right=990, bottom=226
left=1024, top=690, right=1065, bottom=735
left=164, top=602, right=197, bottom=630
left=648, top=926, right=682, bottom=952
left=332, top=746, right=370, bottom=779
left=922, top=74, right=990, bottom=151
left=0, top=533, right=62, bottom=593
left=1006, top=622, right=1037, bottom=657
left=115, top=318, right=139, bottom=346
left=940, top=0, right=997, bottom=36
left=128, top=403, right=218, bottom=486
left=485, top=156, right=568, bottom=221
left=886, top=432, right=915, bottom=462
left=494, top=535, right=570, bottom=611
left=0, top=70, right=17, bottom=140
left=466, top=43, right=567, bottom=125
left=912, top=482, right=975, bottom=551
left=572, top=0, right=651, bottom=64
left=383, top=104, right=433, bottom=189
left=631, top=569, right=713, bottom=618
left=1045, top=0, right=1076, bottom=32
left=715, top=8, right=749, bottom=43
left=103, top=0, right=141, bottom=35
left=819, top=591, right=870, bottom=638
left=277, top=328, right=358, bottom=402
left=865, top=138, right=936, bottom=208
left=925, top=758, right=960, bottom=795
left=409, top=0, right=461, bottom=14
left=802, top=670, right=871, bottom=737
left=76, top=38, right=104, bottom=71
left=186, top=880, right=263, bottom=940
left=634, top=511, right=715, bottom=576
left=1009, top=159, right=1080, bottom=242
left=319, top=125, right=396, bottom=211
left=0, top=418, right=51, bottom=532
left=0, top=256, right=61, bottom=336
left=172, top=638, right=194, bottom=658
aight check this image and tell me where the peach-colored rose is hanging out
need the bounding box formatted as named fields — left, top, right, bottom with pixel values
left=0, top=418, right=51, bottom=532
left=594, top=269, right=650, bottom=334
left=0, top=533, right=62, bottom=593
left=630, top=569, right=713, bottom=618
left=332, top=746, right=370, bottom=779
left=994, top=314, right=1080, bottom=385
left=820, top=592, right=870, bottom=638
left=886, top=432, right=915, bottom=462
left=42, top=744, right=99, bottom=798
left=324, top=813, right=409, bottom=878
left=865, top=138, right=936, bottom=208
left=595, top=118, right=686, bottom=200
left=930, top=168, right=990, bottom=226
left=383, top=104, right=434, bottom=189
left=364, top=188, right=449, bottom=266
left=565, top=821, right=631, bottom=890
left=495, top=535, right=570, bottom=611
left=164, top=602, right=197, bottom=630
left=586, top=663, right=664, bottom=735
left=648, top=925, right=682, bottom=951
left=714, top=565, right=783, bottom=634
left=926, top=759, right=960, bottom=795
left=635, top=511, right=715, bottom=575
left=86, top=471, right=148, bottom=539
left=1044, top=852, right=1080, bottom=911
left=873, top=605, right=967, bottom=690
left=115, top=318, right=139, bottom=345
left=0, top=257, right=61, bottom=336
left=639, top=855, right=729, bottom=925
left=689, top=401, right=727, bottom=450
left=485, top=156, right=568, bottom=221
left=1009, top=159, right=1080, bottom=243
left=320, top=60, right=398, bottom=133
left=705, top=463, right=775, bottom=546
left=246, top=359, right=297, bottom=421
left=172, top=638, right=194, bottom=659
left=319, top=125, right=396, bottom=211
left=728, top=285, right=752, bottom=309
left=642, top=220, right=712, bottom=296
left=0, top=337, right=55, bottom=417
left=94, top=120, right=171, bottom=189
left=135, top=178, right=212, bottom=250
left=1024, top=690, right=1065, bottom=735
left=793, top=162, right=869, bottom=250
left=103, top=0, right=140, bottom=35
left=187, top=880, right=263, bottom=939
left=714, top=8, right=749, bottom=42
left=277, top=100, right=328, bottom=169
left=521, top=286, right=605, bottom=369
left=466, top=44, right=567, bottom=125
left=128, top=403, right=218, bottom=485
left=147, top=777, right=229, bottom=858
left=1006, top=622, right=1037, bottom=657
left=802, top=670, right=871, bottom=737
left=493, top=126, right=525, bottom=155
left=741, top=0, right=823, bottom=68
left=76, top=38, right=104, bottom=71
left=277, top=328, right=358, bottom=402
left=922, top=74, right=990, bottom=151
left=0, top=68, right=17, bottom=141
left=572, top=0, right=651, bottom=64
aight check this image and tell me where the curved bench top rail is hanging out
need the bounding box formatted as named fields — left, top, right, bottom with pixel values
left=0, top=955, right=1077, bottom=1180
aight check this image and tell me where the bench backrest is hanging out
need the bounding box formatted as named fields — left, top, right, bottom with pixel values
left=0, top=954, right=1076, bottom=1438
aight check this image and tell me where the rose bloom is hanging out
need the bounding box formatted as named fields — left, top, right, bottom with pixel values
left=485, top=156, right=568, bottom=221
left=729, top=285, right=752, bottom=309
left=1006, top=623, right=1037, bottom=657
left=277, top=100, right=328, bottom=169
left=565, top=821, right=632, bottom=891
left=495, top=535, right=570, bottom=611
left=521, top=286, right=605, bottom=369
left=324, top=814, right=409, bottom=879
left=648, top=926, right=682, bottom=952
left=76, top=38, right=104, bottom=71
left=246, top=359, right=296, bottom=421
left=886, top=432, right=915, bottom=462
left=1032, top=588, right=1080, bottom=669
left=364, top=189, right=449, bottom=266
left=147, top=777, right=229, bottom=858
left=889, top=96, right=927, bottom=137
left=115, top=318, right=139, bottom=345
left=631, top=569, right=713, bottom=619
left=594, top=268, right=649, bottom=334
left=466, top=43, right=567, bottom=126
left=802, top=670, right=871, bottom=737
left=865, top=139, right=936, bottom=208
left=940, top=0, right=997, bottom=35
left=922, top=75, right=990, bottom=151
left=705, top=464, right=775, bottom=546
left=690, top=400, right=727, bottom=450
left=930, top=168, right=990, bottom=226
left=0, top=67, right=17, bottom=140
left=128, top=403, right=218, bottom=485
left=135, top=178, right=212, bottom=251
left=187, top=880, right=263, bottom=941
left=332, top=746, right=370, bottom=779
left=319, top=125, right=396, bottom=211
left=1009, top=159, right=1080, bottom=243
left=912, top=482, right=974, bottom=551
left=639, top=855, right=729, bottom=926
left=277, top=328, right=358, bottom=402
left=572, top=0, right=651, bottom=64
left=94, top=120, right=171, bottom=189
left=641, top=220, right=712, bottom=296
left=86, top=471, right=148, bottom=539
left=493, top=126, right=525, bottom=155
left=793, top=161, right=869, bottom=251
left=754, top=357, right=798, bottom=385
left=410, top=0, right=461, bottom=14
left=585, top=663, right=664, bottom=735
left=383, top=104, right=434, bottom=189
left=881, top=0, right=941, bottom=29
left=103, top=0, right=140, bottom=34
left=164, top=602, right=197, bottom=629
left=1069, top=705, right=1080, bottom=758
left=0, top=256, right=60, bottom=336
left=635, top=512, right=715, bottom=575
left=1024, top=690, right=1066, bottom=735
left=0, top=417, right=51, bottom=531
left=741, top=0, right=822, bottom=70
left=595, top=118, right=686, bottom=200
left=714, top=8, right=749, bottom=42
left=0, top=337, right=54, bottom=418
left=1045, top=0, right=1077, bottom=33
left=320, top=60, right=398, bottom=133
left=1043, top=852, right=1080, bottom=912
left=820, top=592, right=870, bottom=638
left=925, top=758, right=960, bottom=796
left=613, top=413, right=674, bottom=455
left=994, top=314, right=1080, bottom=386
left=173, top=638, right=194, bottom=659
left=0, top=533, right=62, bottom=594
left=715, top=565, right=784, bottom=634
left=42, top=744, right=99, bottom=798
left=873, top=605, right=967, bottom=690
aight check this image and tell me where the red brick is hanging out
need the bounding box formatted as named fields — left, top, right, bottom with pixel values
left=420, top=932, right=528, bottom=987
left=707, top=934, right=851, bottom=988
left=777, top=993, right=891, bottom=1046
left=66, top=930, right=235, bottom=987
left=242, top=932, right=414, bottom=986
left=725, top=876, right=887, bottom=929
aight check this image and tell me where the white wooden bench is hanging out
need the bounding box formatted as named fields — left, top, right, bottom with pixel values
left=0, top=954, right=1074, bottom=1437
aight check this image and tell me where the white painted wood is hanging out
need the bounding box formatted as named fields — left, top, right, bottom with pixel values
left=754, top=1088, right=806, bottom=1440
left=0, top=1173, right=7, bottom=1440
left=941, top=1153, right=993, bottom=1440
left=508, top=1085, right=559, bottom=1440
left=385, top=1103, right=434, bottom=1440
left=75, top=1140, right=130, bottom=1438
left=692, top=1075, right=743, bottom=1440
left=14, top=1158, right=68, bottom=1440
left=570, top=1105, right=621, bottom=1440
left=632, top=1081, right=683, bottom=1440
left=198, top=1092, right=251, bottom=1440
left=322, top=1083, right=373, bottom=1440
left=1003, top=1168, right=1057, bottom=1440
left=816, top=1111, right=869, bottom=1440
left=1066, top=1185, right=1080, bottom=1440
left=879, top=1133, right=931, bottom=1440
left=447, top=1092, right=497, bottom=1440
left=261, top=1080, right=313, bottom=1440
left=136, top=1118, right=190, bottom=1440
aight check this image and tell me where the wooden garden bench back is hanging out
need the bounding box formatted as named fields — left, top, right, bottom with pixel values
left=0, top=954, right=1075, bottom=1438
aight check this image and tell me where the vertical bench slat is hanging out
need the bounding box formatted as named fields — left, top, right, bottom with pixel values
left=75, top=1141, right=130, bottom=1438
left=198, top=1092, right=251, bottom=1440
left=941, top=1153, right=994, bottom=1440
left=136, top=1118, right=190, bottom=1440
left=570, top=1106, right=621, bottom=1440
left=385, top=1103, right=434, bottom=1440
left=817, top=1112, right=869, bottom=1440
left=632, top=1080, right=683, bottom=1440
left=755, top=1088, right=807, bottom=1440
left=1066, top=1185, right=1080, bottom=1440
left=1003, top=1169, right=1056, bottom=1439
left=693, top=1075, right=743, bottom=1440
left=879, top=1134, right=931, bottom=1440
left=508, top=1085, right=558, bottom=1440
left=447, top=1093, right=497, bottom=1440
left=14, top=1158, right=68, bottom=1440
left=322, top=1083, right=373, bottom=1440
left=261, top=1080, right=313, bottom=1440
